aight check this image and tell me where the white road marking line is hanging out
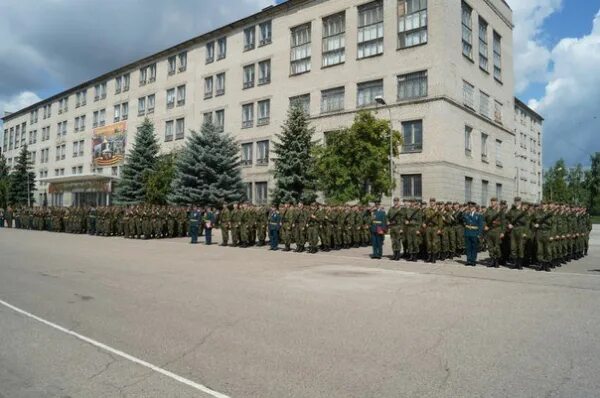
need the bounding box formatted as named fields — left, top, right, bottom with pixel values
left=0, top=298, right=230, bottom=398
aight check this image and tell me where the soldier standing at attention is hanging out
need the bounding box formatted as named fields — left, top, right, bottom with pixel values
left=532, top=202, right=553, bottom=272
left=464, top=201, right=484, bottom=266
left=189, top=206, right=201, bottom=244
left=370, top=202, right=388, bottom=259
left=388, top=197, right=404, bottom=261
left=5, top=206, right=13, bottom=228
left=306, top=203, right=320, bottom=254
left=219, top=204, right=231, bottom=246
left=403, top=200, right=420, bottom=262
left=280, top=203, right=293, bottom=251
left=268, top=205, right=282, bottom=250
left=203, top=207, right=216, bottom=245
left=507, top=197, right=529, bottom=269
left=483, top=198, right=504, bottom=268
left=423, top=198, right=442, bottom=263
left=293, top=202, right=307, bottom=252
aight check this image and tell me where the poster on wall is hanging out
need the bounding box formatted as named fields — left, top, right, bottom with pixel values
left=92, top=121, right=127, bottom=167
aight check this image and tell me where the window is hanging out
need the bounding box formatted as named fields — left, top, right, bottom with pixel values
left=115, top=75, right=123, bottom=93
left=257, top=99, right=271, bottom=126
left=397, top=70, right=427, bottom=100
left=175, top=118, right=185, bottom=140
left=206, top=41, right=215, bottom=63
left=243, top=64, right=255, bottom=89
left=481, top=180, right=489, bottom=205
left=290, top=23, right=311, bottom=75
left=57, top=121, right=67, bottom=136
left=94, top=83, right=106, bottom=100
left=29, top=151, right=36, bottom=164
left=321, top=86, right=345, bottom=113
left=215, top=109, right=225, bottom=132
left=494, top=100, right=503, bottom=123
left=122, top=102, right=129, bottom=120
left=479, top=91, right=490, bottom=118
left=241, top=143, right=253, bottom=166
left=258, top=60, right=271, bottom=85
left=55, top=144, right=66, bottom=161
left=112, top=166, right=119, bottom=177
left=76, top=90, right=87, bottom=107
left=322, top=12, right=346, bottom=67
left=114, top=105, right=121, bottom=122
left=465, top=177, right=473, bottom=202
left=398, top=0, right=428, bottom=48
left=165, top=120, right=174, bottom=142
left=72, top=140, right=84, bottom=158
left=138, top=97, right=146, bottom=116
left=495, top=139, right=502, bottom=167
left=245, top=183, right=253, bottom=202
left=259, top=21, right=272, bottom=45
left=257, top=140, right=269, bottom=165
left=496, top=183, right=502, bottom=201
left=463, top=80, right=475, bottom=109
left=204, top=76, right=214, bottom=99
left=216, top=73, right=226, bottom=95
left=178, top=52, right=187, bottom=72
left=242, top=104, right=254, bottom=128
left=462, top=2, right=473, bottom=59
left=139, top=66, right=148, bottom=85
left=255, top=182, right=268, bottom=205
left=481, top=133, right=488, bottom=161
left=401, top=174, right=422, bottom=199
left=43, top=104, right=52, bottom=119
left=217, top=37, right=227, bottom=60
left=357, top=79, right=383, bottom=107
left=177, top=85, right=186, bottom=106
left=42, top=126, right=50, bottom=141
left=123, top=74, right=130, bottom=91
left=290, top=94, right=310, bottom=114
left=244, top=26, right=256, bottom=51
left=147, top=94, right=155, bottom=113
left=401, top=120, right=422, bottom=153
left=168, top=55, right=177, bottom=75
left=465, top=126, right=472, bottom=156
left=493, top=31, right=502, bottom=81
left=58, top=97, right=68, bottom=114
left=148, top=63, right=157, bottom=82
left=358, top=0, right=384, bottom=59
left=479, top=17, right=488, bottom=71
left=203, top=112, right=213, bottom=125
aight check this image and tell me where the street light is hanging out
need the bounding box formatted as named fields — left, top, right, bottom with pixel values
left=375, top=96, right=394, bottom=206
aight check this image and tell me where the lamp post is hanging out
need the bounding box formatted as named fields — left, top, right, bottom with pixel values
left=375, top=96, right=394, bottom=206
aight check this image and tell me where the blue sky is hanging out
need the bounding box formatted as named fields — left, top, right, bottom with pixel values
left=1, top=0, right=599, bottom=168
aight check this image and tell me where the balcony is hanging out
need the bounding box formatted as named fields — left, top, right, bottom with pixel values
left=242, top=120, right=253, bottom=129
left=258, top=77, right=271, bottom=86
left=401, top=143, right=422, bottom=153
left=177, top=100, right=185, bottom=107
left=257, top=117, right=270, bottom=126
left=243, top=81, right=254, bottom=89
left=216, top=89, right=225, bottom=96
left=241, top=159, right=252, bottom=167
left=259, top=38, right=272, bottom=46
left=256, top=158, right=269, bottom=166
left=167, top=101, right=175, bottom=109
left=244, top=43, right=255, bottom=51
left=204, top=92, right=213, bottom=100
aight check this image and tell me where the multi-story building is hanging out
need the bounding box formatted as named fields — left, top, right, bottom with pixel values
left=1, top=0, right=532, bottom=207
left=514, top=98, right=543, bottom=203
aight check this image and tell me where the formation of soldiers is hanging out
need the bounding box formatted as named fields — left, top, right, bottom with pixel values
left=1, top=197, right=593, bottom=272
left=218, top=202, right=373, bottom=253
left=0, top=205, right=190, bottom=239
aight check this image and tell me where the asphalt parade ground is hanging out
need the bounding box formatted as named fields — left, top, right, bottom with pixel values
left=1, top=227, right=600, bottom=397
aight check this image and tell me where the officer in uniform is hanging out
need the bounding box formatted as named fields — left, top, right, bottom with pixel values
left=387, top=197, right=404, bottom=261
left=423, top=198, right=442, bottom=263
left=370, top=202, right=388, bottom=259
left=203, top=207, right=216, bottom=245
left=532, top=202, right=553, bottom=271
left=281, top=203, right=294, bottom=251
left=507, top=197, right=529, bottom=269
left=268, top=205, right=282, bottom=250
left=464, top=201, right=483, bottom=266
left=306, top=203, right=320, bottom=253
left=483, top=198, right=504, bottom=268
left=189, top=206, right=201, bottom=244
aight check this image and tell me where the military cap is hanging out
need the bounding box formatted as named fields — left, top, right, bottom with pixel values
left=490, top=197, right=498, bottom=202
left=429, top=198, right=436, bottom=202
left=500, top=200, right=507, bottom=205
left=514, top=197, right=522, bottom=202
left=467, top=201, right=476, bottom=206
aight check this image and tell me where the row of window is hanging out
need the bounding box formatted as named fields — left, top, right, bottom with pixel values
left=245, top=181, right=269, bottom=205
left=401, top=173, right=503, bottom=205
left=464, top=126, right=503, bottom=167
left=290, top=0, right=428, bottom=76
left=461, top=1, right=502, bottom=82
left=462, top=80, right=503, bottom=123
left=240, top=140, right=270, bottom=167
left=164, top=118, right=186, bottom=142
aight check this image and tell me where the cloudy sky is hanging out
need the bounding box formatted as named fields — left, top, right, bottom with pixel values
left=1, top=0, right=599, bottom=167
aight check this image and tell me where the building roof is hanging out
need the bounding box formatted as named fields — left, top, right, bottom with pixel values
left=2, top=0, right=307, bottom=123
left=514, top=97, right=544, bottom=122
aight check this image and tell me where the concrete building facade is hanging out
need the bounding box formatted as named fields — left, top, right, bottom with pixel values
left=513, top=98, right=544, bottom=203
left=1, top=0, right=536, bottom=207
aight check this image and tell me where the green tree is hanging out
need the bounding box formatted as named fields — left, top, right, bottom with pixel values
left=543, top=159, right=569, bottom=203
left=8, top=145, right=36, bottom=206
left=145, top=151, right=178, bottom=205
left=169, top=121, right=245, bottom=206
left=114, top=118, right=160, bottom=204
left=566, top=164, right=588, bottom=205
left=586, top=152, right=600, bottom=214
left=314, top=111, right=401, bottom=204
left=0, top=153, right=10, bottom=209
left=271, top=105, right=318, bottom=205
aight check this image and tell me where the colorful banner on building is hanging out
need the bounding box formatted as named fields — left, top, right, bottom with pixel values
left=92, top=121, right=127, bottom=166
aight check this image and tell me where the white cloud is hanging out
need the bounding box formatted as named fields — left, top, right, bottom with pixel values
left=507, top=0, right=562, bottom=93
left=0, top=91, right=42, bottom=117
left=528, top=10, right=600, bottom=166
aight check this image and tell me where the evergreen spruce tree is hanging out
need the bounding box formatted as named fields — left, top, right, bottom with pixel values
left=0, top=153, right=10, bottom=209
left=169, top=121, right=244, bottom=206
left=114, top=118, right=160, bottom=204
left=8, top=145, right=36, bottom=206
left=272, top=105, right=318, bottom=205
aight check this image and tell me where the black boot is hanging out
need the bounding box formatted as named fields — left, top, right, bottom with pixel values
left=432, top=254, right=437, bottom=264
left=516, top=258, right=523, bottom=270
